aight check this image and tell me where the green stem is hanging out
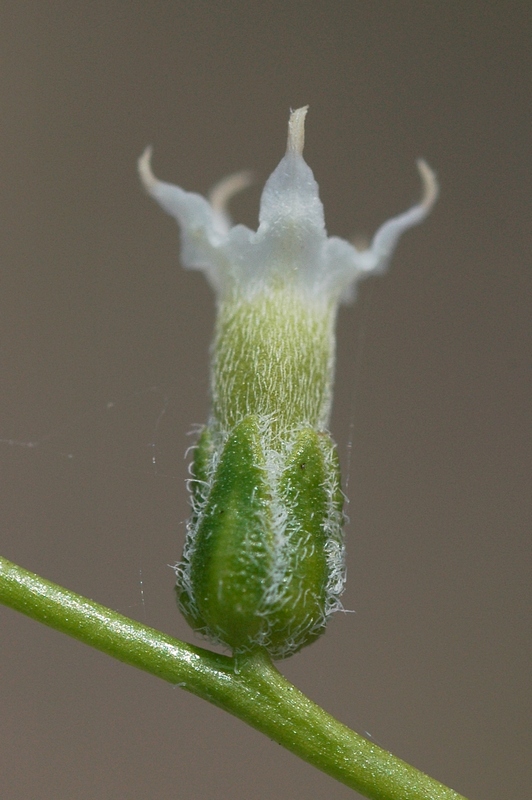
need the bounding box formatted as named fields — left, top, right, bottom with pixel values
left=0, top=555, right=468, bottom=800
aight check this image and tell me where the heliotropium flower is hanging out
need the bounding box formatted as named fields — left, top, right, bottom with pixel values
left=139, top=107, right=438, bottom=659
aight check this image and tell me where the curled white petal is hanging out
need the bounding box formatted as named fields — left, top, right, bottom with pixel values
left=322, top=159, right=439, bottom=301
left=366, top=159, right=439, bottom=275
left=208, top=170, right=254, bottom=235
left=138, top=146, right=229, bottom=292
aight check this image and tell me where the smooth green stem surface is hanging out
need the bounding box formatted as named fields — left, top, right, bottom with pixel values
left=0, top=555, right=468, bottom=800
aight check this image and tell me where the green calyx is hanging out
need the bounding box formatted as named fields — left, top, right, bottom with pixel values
left=176, top=286, right=346, bottom=659
left=176, top=416, right=345, bottom=659
left=211, top=288, right=336, bottom=441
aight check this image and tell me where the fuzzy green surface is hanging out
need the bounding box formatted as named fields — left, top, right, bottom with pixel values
left=211, top=288, right=336, bottom=440
left=178, top=416, right=272, bottom=650
left=177, top=418, right=344, bottom=658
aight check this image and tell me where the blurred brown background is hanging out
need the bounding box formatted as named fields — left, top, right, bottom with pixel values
left=1, top=3, right=530, bottom=799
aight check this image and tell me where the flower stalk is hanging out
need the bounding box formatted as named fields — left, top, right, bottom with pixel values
left=0, top=555, right=468, bottom=800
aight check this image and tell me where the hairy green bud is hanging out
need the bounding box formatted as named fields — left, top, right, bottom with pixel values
left=178, top=420, right=344, bottom=658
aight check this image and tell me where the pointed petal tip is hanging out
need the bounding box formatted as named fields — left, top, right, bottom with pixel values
left=138, top=145, right=157, bottom=192
left=416, top=159, right=439, bottom=211
left=208, top=170, right=254, bottom=216
left=287, top=106, right=309, bottom=156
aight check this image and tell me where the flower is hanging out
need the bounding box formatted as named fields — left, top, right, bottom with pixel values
left=139, top=107, right=437, bottom=306
left=139, top=107, right=438, bottom=659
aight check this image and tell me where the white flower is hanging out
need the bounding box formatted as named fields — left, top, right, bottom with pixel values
left=138, top=106, right=438, bottom=306
left=138, top=108, right=438, bottom=659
